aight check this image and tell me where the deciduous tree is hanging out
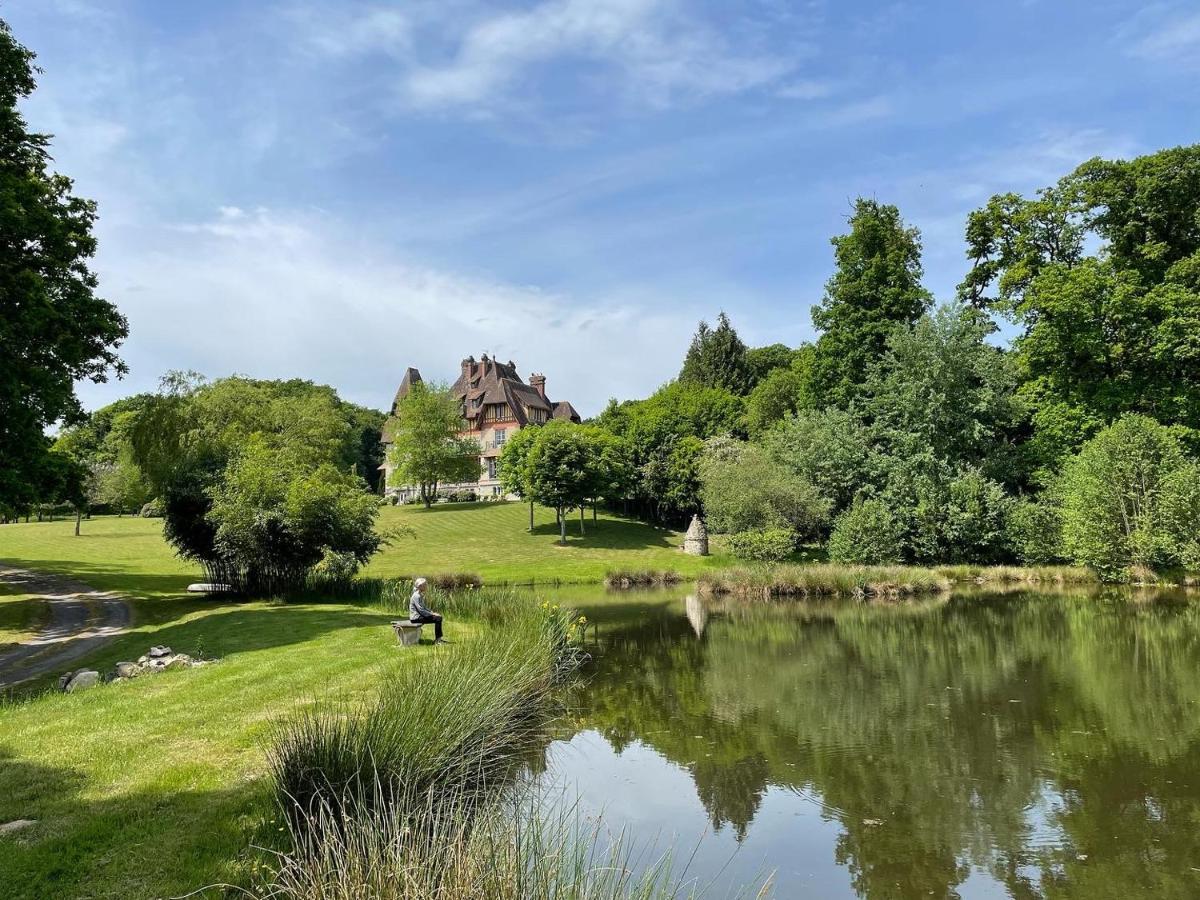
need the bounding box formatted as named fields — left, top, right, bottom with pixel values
left=0, top=20, right=128, bottom=513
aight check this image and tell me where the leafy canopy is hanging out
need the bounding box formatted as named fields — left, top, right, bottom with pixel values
left=810, top=199, right=931, bottom=407
left=386, top=382, right=479, bottom=507
left=0, top=20, right=128, bottom=514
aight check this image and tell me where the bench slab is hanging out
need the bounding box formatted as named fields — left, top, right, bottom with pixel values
left=391, top=619, right=424, bottom=646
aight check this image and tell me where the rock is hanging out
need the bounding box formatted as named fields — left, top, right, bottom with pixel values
left=682, top=514, right=709, bottom=556
left=0, top=819, right=36, bottom=835
left=65, top=670, right=100, bottom=692
left=58, top=671, right=74, bottom=691
left=148, top=646, right=172, bottom=659
left=164, top=655, right=193, bottom=670
left=114, top=661, right=139, bottom=679
left=187, top=582, right=235, bottom=593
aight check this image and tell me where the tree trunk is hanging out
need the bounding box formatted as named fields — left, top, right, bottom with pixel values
left=529, top=500, right=534, bottom=532
left=592, top=504, right=597, bottom=523
left=579, top=505, right=585, bottom=536
left=558, top=507, right=566, bottom=545
left=75, top=509, right=82, bottom=536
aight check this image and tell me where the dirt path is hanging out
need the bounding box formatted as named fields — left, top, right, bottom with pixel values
left=0, top=566, right=133, bottom=688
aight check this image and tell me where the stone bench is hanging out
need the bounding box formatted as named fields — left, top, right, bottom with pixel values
left=391, top=619, right=424, bottom=646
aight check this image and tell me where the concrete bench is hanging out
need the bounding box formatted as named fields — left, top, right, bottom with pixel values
left=391, top=619, right=424, bottom=646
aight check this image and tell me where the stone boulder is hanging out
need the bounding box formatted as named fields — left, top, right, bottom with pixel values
left=682, top=514, right=709, bottom=556
left=63, top=670, right=101, bottom=692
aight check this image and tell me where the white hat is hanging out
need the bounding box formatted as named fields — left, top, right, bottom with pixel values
left=414, top=577, right=427, bottom=588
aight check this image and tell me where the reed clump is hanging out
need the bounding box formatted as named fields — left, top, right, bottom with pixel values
left=258, top=787, right=710, bottom=900
left=697, top=564, right=951, bottom=600
left=604, top=569, right=684, bottom=589
left=935, top=564, right=1097, bottom=585
left=268, top=602, right=582, bottom=828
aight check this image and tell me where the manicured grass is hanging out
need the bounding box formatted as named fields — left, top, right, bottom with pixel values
left=369, top=501, right=732, bottom=583
left=0, top=595, right=481, bottom=899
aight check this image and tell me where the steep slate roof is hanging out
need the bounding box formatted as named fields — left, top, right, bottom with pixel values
left=552, top=400, right=581, bottom=423
left=389, top=367, right=423, bottom=414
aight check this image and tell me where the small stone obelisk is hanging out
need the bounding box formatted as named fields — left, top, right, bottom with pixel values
left=682, top=514, right=709, bottom=556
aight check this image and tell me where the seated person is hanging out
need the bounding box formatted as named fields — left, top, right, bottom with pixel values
left=409, top=577, right=446, bottom=644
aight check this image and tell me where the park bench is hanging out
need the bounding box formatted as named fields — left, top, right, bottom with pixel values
left=391, top=619, right=424, bottom=646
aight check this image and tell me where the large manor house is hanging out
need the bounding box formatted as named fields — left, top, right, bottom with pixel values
left=382, top=354, right=581, bottom=500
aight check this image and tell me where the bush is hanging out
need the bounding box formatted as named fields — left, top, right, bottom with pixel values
left=699, top=439, right=829, bottom=537
left=1006, top=497, right=1065, bottom=564
left=310, top=548, right=362, bottom=587
left=139, top=498, right=164, bottom=518
left=1060, top=415, right=1200, bottom=580
left=728, top=528, right=797, bottom=561
left=827, top=498, right=905, bottom=565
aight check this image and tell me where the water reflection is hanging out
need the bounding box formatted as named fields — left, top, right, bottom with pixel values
left=539, top=586, right=1200, bottom=899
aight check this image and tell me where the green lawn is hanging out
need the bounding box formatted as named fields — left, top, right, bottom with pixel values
left=0, top=503, right=728, bottom=597
left=370, top=500, right=732, bottom=583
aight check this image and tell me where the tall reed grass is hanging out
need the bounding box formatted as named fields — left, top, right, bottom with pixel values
left=698, top=563, right=951, bottom=600
left=935, top=564, right=1097, bottom=585
left=257, top=786, right=738, bottom=900
left=268, top=602, right=581, bottom=827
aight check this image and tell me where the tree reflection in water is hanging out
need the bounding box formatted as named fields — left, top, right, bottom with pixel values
left=544, top=586, right=1200, bottom=899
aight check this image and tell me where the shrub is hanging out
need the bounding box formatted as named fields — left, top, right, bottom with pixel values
left=728, top=528, right=797, bottom=561
left=1060, top=415, right=1200, bottom=580
left=828, top=498, right=905, bottom=564
left=1006, top=497, right=1065, bottom=564
left=699, top=439, right=829, bottom=537
left=139, top=498, right=164, bottom=518
left=310, top=548, right=362, bottom=587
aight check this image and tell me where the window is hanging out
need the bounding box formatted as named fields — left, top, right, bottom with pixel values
left=494, top=428, right=507, bottom=446
left=487, top=458, right=497, bottom=479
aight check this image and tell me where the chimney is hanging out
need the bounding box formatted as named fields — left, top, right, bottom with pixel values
left=461, top=356, right=476, bottom=379
left=530, top=373, right=547, bottom=399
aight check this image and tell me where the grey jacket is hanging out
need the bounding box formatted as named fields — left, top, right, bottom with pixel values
left=410, top=590, right=434, bottom=620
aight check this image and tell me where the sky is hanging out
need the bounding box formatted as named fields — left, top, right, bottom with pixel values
left=6, top=0, right=1199, bottom=417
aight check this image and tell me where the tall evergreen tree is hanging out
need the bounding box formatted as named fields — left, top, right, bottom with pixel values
left=809, top=199, right=931, bottom=408
left=0, top=19, right=128, bottom=515
left=679, top=312, right=752, bottom=395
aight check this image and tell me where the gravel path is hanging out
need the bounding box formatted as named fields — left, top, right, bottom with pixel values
left=0, top=566, right=132, bottom=688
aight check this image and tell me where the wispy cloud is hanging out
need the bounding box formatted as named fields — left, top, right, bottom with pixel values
left=1125, top=7, right=1200, bottom=62
left=293, top=0, right=799, bottom=113
left=90, top=206, right=696, bottom=414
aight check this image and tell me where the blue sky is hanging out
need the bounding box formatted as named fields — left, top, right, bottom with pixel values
left=7, top=0, right=1199, bottom=416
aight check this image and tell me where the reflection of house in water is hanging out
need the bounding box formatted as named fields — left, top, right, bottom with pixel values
left=685, top=594, right=708, bottom=637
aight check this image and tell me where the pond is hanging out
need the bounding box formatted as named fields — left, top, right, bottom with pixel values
left=535, top=585, right=1200, bottom=899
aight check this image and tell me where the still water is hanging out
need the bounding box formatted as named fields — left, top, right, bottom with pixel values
left=536, top=586, right=1200, bottom=899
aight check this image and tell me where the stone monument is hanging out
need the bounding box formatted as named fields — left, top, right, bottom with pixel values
left=682, top=514, right=709, bottom=556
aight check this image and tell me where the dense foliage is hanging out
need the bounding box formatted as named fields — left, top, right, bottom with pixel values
left=809, top=199, right=931, bottom=407
left=0, top=22, right=128, bottom=519
left=498, top=420, right=631, bottom=543
left=582, top=145, right=1200, bottom=578
left=130, top=375, right=382, bottom=592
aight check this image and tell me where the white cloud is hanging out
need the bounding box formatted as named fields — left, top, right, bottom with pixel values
left=387, top=0, right=796, bottom=111
left=1128, top=10, right=1200, bottom=61
left=283, top=2, right=411, bottom=58
left=84, top=207, right=696, bottom=416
